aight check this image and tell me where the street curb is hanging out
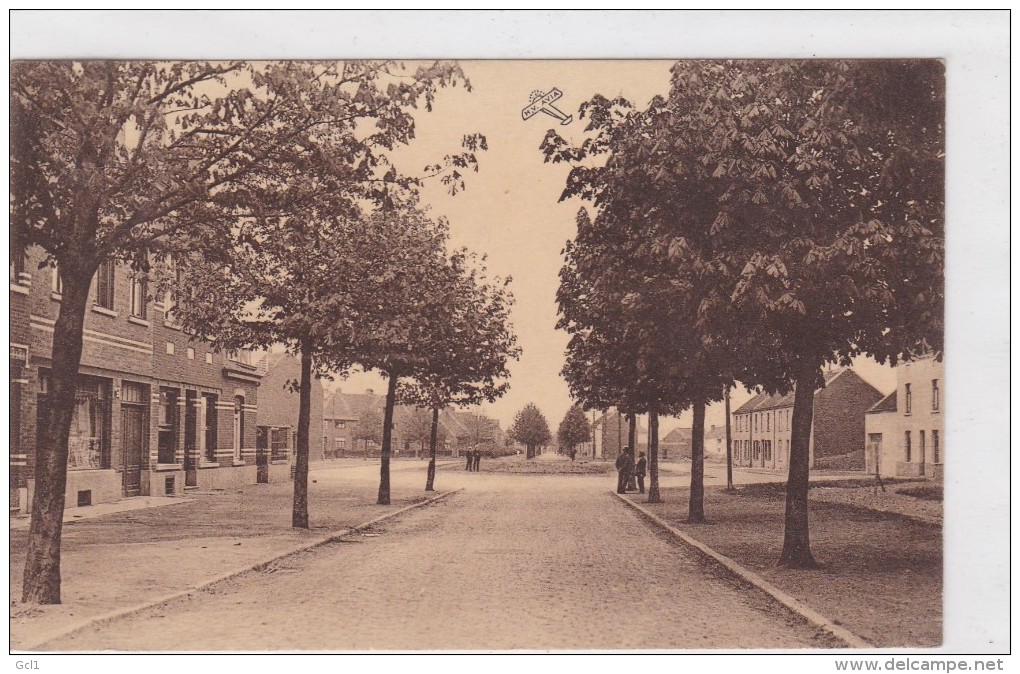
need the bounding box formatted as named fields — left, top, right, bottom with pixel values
left=19, top=489, right=462, bottom=652
left=612, top=492, right=872, bottom=649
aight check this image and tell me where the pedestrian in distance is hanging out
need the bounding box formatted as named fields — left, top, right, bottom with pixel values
left=473, top=448, right=482, bottom=472
left=466, top=449, right=473, bottom=471
left=615, top=447, right=631, bottom=494
left=634, top=451, right=647, bottom=494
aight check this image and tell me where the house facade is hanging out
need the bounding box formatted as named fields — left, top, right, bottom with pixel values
left=581, top=409, right=647, bottom=460
left=865, top=356, right=943, bottom=480
left=255, top=353, right=324, bottom=465
left=10, top=249, right=265, bottom=514
left=661, top=428, right=692, bottom=460
left=731, top=368, right=884, bottom=471
left=326, top=389, right=500, bottom=459
left=703, top=424, right=728, bottom=462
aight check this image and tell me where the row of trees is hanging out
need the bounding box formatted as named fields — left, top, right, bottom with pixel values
left=547, top=60, right=944, bottom=568
left=11, top=60, right=518, bottom=604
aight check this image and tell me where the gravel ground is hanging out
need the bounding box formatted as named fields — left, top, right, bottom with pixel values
left=626, top=486, right=942, bottom=647
left=44, top=474, right=829, bottom=651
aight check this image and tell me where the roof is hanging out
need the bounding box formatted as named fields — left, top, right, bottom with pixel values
left=867, top=390, right=897, bottom=414
left=662, top=428, right=692, bottom=444
left=732, top=368, right=850, bottom=415
left=704, top=424, right=728, bottom=440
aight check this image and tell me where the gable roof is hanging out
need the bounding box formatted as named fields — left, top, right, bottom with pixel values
left=704, top=424, right=728, bottom=440
left=732, top=368, right=859, bottom=415
left=662, top=428, right=692, bottom=444
left=867, top=390, right=897, bottom=414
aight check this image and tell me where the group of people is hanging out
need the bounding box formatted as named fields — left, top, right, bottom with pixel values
left=464, top=447, right=484, bottom=472
left=615, top=446, right=647, bottom=494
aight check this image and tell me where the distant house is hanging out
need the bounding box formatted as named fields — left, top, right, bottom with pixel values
left=661, top=428, right=692, bottom=460
left=703, top=424, right=728, bottom=462
left=865, top=355, right=943, bottom=480
left=580, top=409, right=647, bottom=460
left=731, top=368, right=884, bottom=471
left=326, top=388, right=501, bottom=458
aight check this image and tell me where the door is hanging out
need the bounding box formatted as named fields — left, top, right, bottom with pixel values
left=868, top=433, right=883, bottom=477
left=121, top=404, right=145, bottom=496
left=184, top=390, right=198, bottom=487
left=256, top=446, right=269, bottom=483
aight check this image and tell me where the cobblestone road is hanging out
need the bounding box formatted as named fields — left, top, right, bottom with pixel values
left=49, top=471, right=826, bottom=650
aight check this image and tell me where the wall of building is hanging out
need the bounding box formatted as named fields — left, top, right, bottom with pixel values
left=812, top=370, right=884, bottom=470
left=13, top=248, right=266, bottom=513
left=258, top=354, right=325, bottom=461
left=865, top=358, right=944, bottom=480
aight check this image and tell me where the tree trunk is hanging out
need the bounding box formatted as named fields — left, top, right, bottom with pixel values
left=725, top=385, right=734, bottom=492
left=626, top=413, right=637, bottom=490
left=23, top=270, right=91, bottom=604
left=647, top=411, right=661, bottom=503
left=377, top=372, right=398, bottom=505
left=689, top=398, right=707, bottom=523
left=425, top=407, right=439, bottom=492
left=291, top=336, right=313, bottom=529
left=779, top=363, right=820, bottom=569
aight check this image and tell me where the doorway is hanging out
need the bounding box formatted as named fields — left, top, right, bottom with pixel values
left=184, top=390, right=198, bottom=488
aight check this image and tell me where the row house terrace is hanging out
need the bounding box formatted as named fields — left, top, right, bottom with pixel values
left=10, top=249, right=266, bottom=514
left=731, top=368, right=884, bottom=472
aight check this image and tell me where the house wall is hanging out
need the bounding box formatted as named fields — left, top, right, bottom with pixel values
left=257, top=355, right=325, bottom=461
left=14, top=248, right=266, bottom=513
left=865, top=358, right=944, bottom=480
left=812, top=371, right=884, bottom=470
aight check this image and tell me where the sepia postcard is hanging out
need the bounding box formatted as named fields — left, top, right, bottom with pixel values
left=6, top=10, right=1010, bottom=667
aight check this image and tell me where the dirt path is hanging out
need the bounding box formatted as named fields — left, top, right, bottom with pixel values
left=46, top=474, right=825, bottom=651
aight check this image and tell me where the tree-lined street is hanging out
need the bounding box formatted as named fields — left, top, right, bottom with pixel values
left=40, top=466, right=827, bottom=651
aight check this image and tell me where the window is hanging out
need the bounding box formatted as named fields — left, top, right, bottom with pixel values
left=270, top=428, right=289, bottom=462
left=10, top=250, right=25, bottom=283
left=335, top=420, right=346, bottom=430
left=766, top=413, right=770, bottom=432
left=932, top=379, right=940, bottom=412
left=228, top=350, right=252, bottom=365
left=904, top=383, right=912, bottom=415
left=764, top=440, right=772, bottom=462
left=233, top=396, right=245, bottom=461
left=65, top=377, right=112, bottom=470
left=337, top=438, right=346, bottom=450
left=95, top=260, right=115, bottom=309
left=904, top=431, right=912, bottom=462
left=203, top=393, right=218, bottom=461
left=932, top=430, right=940, bottom=464
left=51, top=266, right=63, bottom=295
left=753, top=414, right=758, bottom=432
left=130, top=276, right=148, bottom=319
left=158, top=388, right=179, bottom=464
left=919, top=430, right=926, bottom=463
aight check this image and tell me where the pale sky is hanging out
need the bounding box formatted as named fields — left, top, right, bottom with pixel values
left=328, top=60, right=896, bottom=432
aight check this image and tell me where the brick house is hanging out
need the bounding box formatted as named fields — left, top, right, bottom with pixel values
left=255, top=353, right=325, bottom=463
left=731, top=368, right=884, bottom=471
left=580, top=409, right=647, bottom=460
left=661, top=427, right=692, bottom=460
left=326, top=389, right=500, bottom=459
left=10, top=249, right=267, bottom=514
left=865, top=355, right=944, bottom=480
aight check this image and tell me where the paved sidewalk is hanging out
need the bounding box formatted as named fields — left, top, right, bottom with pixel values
left=10, top=460, right=450, bottom=649
left=10, top=496, right=193, bottom=530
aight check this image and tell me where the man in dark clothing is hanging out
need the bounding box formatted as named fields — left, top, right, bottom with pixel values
left=634, top=451, right=648, bottom=494
left=466, top=449, right=473, bottom=471
left=615, top=447, right=631, bottom=494
left=473, top=448, right=482, bottom=472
